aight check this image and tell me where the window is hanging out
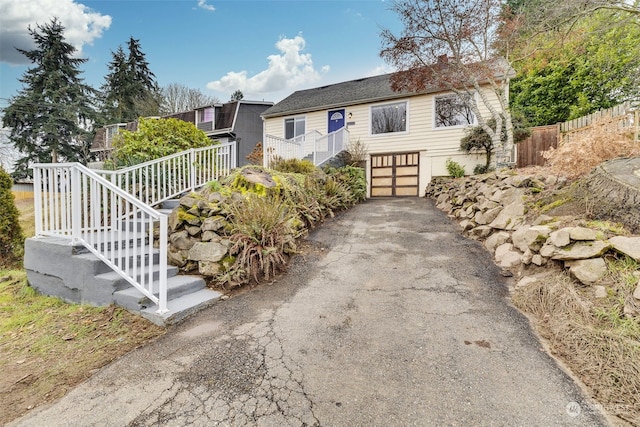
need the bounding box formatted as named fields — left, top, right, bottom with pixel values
left=371, top=101, right=407, bottom=135
left=285, top=116, right=305, bottom=140
left=434, top=94, right=476, bottom=128
left=198, top=107, right=215, bottom=123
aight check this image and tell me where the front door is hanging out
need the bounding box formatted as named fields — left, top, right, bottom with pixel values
left=328, top=109, right=345, bottom=133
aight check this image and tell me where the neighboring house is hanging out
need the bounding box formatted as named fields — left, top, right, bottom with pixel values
left=261, top=69, right=508, bottom=197
left=91, top=100, right=273, bottom=166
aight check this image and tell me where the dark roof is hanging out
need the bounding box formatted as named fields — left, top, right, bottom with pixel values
left=217, top=102, right=238, bottom=130
left=262, top=73, right=412, bottom=118
left=262, top=58, right=514, bottom=118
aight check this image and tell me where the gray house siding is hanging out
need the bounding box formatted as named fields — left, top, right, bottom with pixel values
left=235, top=103, right=273, bottom=166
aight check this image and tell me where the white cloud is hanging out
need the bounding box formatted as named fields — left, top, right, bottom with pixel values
left=197, top=0, right=216, bottom=12
left=0, top=0, right=111, bottom=65
left=366, top=64, right=395, bottom=77
left=207, top=35, right=329, bottom=98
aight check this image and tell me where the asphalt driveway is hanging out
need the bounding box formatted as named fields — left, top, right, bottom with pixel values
left=12, top=198, right=609, bottom=426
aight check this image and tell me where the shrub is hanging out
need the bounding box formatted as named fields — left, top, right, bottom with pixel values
left=111, top=117, right=213, bottom=166
left=344, top=138, right=368, bottom=166
left=0, top=166, right=24, bottom=267
left=325, top=165, right=366, bottom=202
left=473, top=164, right=494, bottom=175
left=245, top=142, right=264, bottom=165
left=270, top=157, right=318, bottom=174
left=227, top=194, right=301, bottom=285
left=445, top=159, right=466, bottom=178
left=460, top=115, right=530, bottom=169
left=543, top=117, right=640, bottom=179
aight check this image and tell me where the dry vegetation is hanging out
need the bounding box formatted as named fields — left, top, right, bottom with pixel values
left=542, top=118, right=640, bottom=179
left=513, top=121, right=640, bottom=426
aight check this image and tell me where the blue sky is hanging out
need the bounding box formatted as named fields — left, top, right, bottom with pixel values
left=0, top=0, right=402, bottom=110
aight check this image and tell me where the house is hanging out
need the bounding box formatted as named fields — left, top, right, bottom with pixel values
left=261, top=67, right=509, bottom=197
left=91, top=100, right=273, bottom=166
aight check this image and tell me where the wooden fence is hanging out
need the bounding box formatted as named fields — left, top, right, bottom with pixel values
left=516, top=102, right=639, bottom=168
left=559, top=101, right=639, bottom=144
left=516, top=125, right=558, bottom=167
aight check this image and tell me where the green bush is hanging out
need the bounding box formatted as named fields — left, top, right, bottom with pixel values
left=227, top=194, right=301, bottom=285
left=473, top=164, right=494, bottom=175
left=445, top=159, right=466, bottom=178
left=200, top=164, right=367, bottom=288
left=270, top=157, right=318, bottom=174
left=325, top=165, right=366, bottom=203
left=111, top=117, right=213, bottom=166
left=0, top=166, right=24, bottom=267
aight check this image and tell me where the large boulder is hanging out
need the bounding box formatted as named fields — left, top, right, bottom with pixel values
left=565, top=258, right=608, bottom=285
left=549, top=241, right=611, bottom=261
left=608, top=236, right=640, bottom=262
left=188, top=241, right=228, bottom=263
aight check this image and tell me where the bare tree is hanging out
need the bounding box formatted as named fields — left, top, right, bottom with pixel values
left=0, top=127, right=20, bottom=172
left=381, top=0, right=516, bottom=162
left=161, top=83, right=219, bottom=114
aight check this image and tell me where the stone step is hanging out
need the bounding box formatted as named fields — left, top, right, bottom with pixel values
left=113, top=274, right=206, bottom=312
left=141, top=288, right=223, bottom=326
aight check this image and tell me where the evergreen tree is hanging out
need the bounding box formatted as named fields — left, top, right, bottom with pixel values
left=100, top=36, right=160, bottom=123
left=99, top=46, right=130, bottom=125
left=230, top=90, right=244, bottom=101
left=0, top=165, right=24, bottom=267
left=2, top=19, right=96, bottom=178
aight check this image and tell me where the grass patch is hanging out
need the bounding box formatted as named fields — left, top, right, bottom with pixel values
left=15, top=198, right=35, bottom=238
left=584, top=219, right=629, bottom=237
left=0, top=269, right=165, bottom=424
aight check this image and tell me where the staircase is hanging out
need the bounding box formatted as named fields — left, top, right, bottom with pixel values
left=27, top=143, right=237, bottom=326
left=264, top=128, right=349, bottom=167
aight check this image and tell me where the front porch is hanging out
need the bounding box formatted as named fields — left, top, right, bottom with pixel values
left=263, top=128, right=349, bottom=167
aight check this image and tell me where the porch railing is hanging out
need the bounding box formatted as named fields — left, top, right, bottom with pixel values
left=33, top=163, right=169, bottom=312
left=263, top=128, right=349, bottom=167
left=96, top=142, right=237, bottom=207
left=31, top=141, right=238, bottom=314
left=314, top=128, right=349, bottom=166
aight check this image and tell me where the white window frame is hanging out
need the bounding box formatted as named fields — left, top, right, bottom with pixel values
left=369, top=100, right=408, bottom=136
left=433, top=93, right=477, bottom=129
left=284, top=116, right=306, bottom=140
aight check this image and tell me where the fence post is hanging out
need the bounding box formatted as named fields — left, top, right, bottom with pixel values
left=157, top=214, right=168, bottom=313
left=70, top=166, right=82, bottom=244
left=189, top=148, right=196, bottom=192
left=33, top=167, right=43, bottom=237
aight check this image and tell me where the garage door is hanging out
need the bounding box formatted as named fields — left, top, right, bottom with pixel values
left=370, top=152, right=419, bottom=197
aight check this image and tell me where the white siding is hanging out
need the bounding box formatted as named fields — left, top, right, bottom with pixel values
left=264, top=85, right=504, bottom=196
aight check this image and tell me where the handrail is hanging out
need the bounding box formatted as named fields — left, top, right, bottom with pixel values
left=33, top=163, right=168, bottom=312
left=264, top=129, right=348, bottom=167
left=96, top=141, right=237, bottom=207
left=263, top=131, right=322, bottom=167
left=315, top=128, right=349, bottom=166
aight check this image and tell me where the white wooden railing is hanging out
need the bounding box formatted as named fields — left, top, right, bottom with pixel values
left=33, top=163, right=169, bottom=312
left=263, top=128, right=349, bottom=167
left=96, top=142, right=237, bottom=207
left=32, top=141, right=238, bottom=314
left=314, top=128, right=349, bottom=166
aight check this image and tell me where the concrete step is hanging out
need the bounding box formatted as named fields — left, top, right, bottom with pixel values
left=74, top=246, right=161, bottom=275
left=160, top=199, right=180, bottom=210
left=96, top=263, right=178, bottom=290
left=141, top=288, right=223, bottom=326
left=113, top=274, right=206, bottom=312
